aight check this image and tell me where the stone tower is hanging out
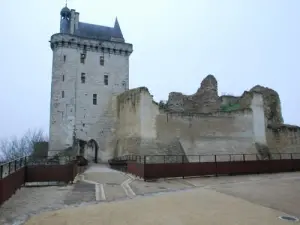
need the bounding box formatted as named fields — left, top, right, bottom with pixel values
left=49, top=5, right=133, bottom=162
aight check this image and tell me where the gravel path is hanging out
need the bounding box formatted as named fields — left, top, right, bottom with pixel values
left=0, top=185, right=73, bottom=225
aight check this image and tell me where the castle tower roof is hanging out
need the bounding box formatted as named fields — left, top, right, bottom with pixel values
left=112, top=17, right=124, bottom=39
left=60, top=6, right=71, bottom=17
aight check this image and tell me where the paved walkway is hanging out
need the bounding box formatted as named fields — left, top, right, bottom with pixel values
left=24, top=188, right=290, bottom=225
left=79, top=164, right=135, bottom=201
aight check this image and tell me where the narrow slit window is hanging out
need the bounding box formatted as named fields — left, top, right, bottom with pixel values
left=62, top=74, right=65, bottom=82
left=63, top=55, right=66, bottom=62
left=104, top=75, right=108, bottom=85
left=62, top=91, right=65, bottom=98
left=93, top=94, right=97, bottom=105
left=80, top=53, right=86, bottom=64
left=81, top=73, right=86, bottom=83
left=100, top=56, right=104, bottom=66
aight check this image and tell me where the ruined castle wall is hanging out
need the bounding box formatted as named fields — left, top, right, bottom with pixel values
left=266, top=126, right=300, bottom=154
left=155, top=110, right=256, bottom=161
left=113, top=87, right=268, bottom=161
left=220, top=96, right=239, bottom=106
left=114, top=87, right=160, bottom=156
left=115, top=88, right=143, bottom=156
left=251, top=93, right=267, bottom=145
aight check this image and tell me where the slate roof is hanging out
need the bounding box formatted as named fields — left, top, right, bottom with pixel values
left=74, top=18, right=124, bottom=41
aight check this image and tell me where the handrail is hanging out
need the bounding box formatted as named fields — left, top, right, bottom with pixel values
left=108, top=153, right=300, bottom=165
left=0, top=155, right=29, bottom=166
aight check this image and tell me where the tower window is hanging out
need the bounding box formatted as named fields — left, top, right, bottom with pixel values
left=80, top=53, right=86, bottom=64
left=93, top=94, right=97, bottom=105
left=81, top=73, right=86, bottom=83
left=62, top=91, right=65, bottom=98
left=63, top=55, right=66, bottom=62
left=104, top=75, right=108, bottom=85
left=62, top=74, right=65, bottom=82
left=100, top=56, right=104, bottom=66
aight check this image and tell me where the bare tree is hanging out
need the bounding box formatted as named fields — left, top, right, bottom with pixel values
left=0, top=129, right=48, bottom=162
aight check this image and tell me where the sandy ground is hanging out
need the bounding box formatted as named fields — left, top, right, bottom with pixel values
left=24, top=188, right=290, bottom=225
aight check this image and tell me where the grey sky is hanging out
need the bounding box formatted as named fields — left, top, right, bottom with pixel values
left=0, top=0, right=299, bottom=139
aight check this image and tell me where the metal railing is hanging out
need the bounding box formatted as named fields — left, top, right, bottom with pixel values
left=0, top=156, right=27, bottom=179
left=109, top=153, right=300, bottom=181
left=109, top=153, right=300, bottom=165
left=142, top=153, right=300, bottom=164
left=0, top=154, right=76, bottom=180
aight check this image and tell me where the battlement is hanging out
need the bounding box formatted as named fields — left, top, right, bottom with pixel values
left=50, top=33, right=133, bottom=54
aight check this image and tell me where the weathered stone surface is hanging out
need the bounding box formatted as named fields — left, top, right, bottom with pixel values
left=166, top=77, right=283, bottom=126
left=245, top=85, right=283, bottom=124
left=255, top=142, right=271, bottom=159
left=166, top=75, right=221, bottom=113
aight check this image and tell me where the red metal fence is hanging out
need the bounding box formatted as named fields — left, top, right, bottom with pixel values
left=0, top=168, right=26, bottom=205
left=0, top=156, right=85, bottom=206
left=123, top=153, right=300, bottom=181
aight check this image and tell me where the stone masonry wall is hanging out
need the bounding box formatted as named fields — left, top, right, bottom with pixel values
left=113, top=87, right=269, bottom=163
left=114, top=87, right=187, bottom=162
left=114, top=87, right=146, bottom=156
left=49, top=33, right=132, bottom=163
left=166, top=75, right=283, bottom=127
left=167, top=75, right=221, bottom=113
left=156, top=110, right=256, bottom=162
left=266, top=124, right=300, bottom=154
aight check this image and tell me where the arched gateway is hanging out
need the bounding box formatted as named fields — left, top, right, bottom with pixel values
left=86, top=139, right=99, bottom=163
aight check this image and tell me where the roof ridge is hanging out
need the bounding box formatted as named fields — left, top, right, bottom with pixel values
left=78, top=21, right=113, bottom=29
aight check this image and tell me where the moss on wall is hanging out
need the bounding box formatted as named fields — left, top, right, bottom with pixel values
left=220, top=103, right=241, bottom=112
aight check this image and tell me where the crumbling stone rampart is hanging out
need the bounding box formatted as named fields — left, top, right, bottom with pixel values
left=167, top=75, right=221, bottom=113
left=166, top=75, right=283, bottom=125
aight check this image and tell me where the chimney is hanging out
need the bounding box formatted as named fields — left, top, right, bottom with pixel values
left=75, top=12, right=79, bottom=30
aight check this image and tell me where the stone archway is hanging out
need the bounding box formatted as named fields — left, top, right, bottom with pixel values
left=87, top=139, right=99, bottom=163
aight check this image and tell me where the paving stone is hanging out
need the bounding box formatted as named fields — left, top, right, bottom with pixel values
left=64, top=182, right=95, bottom=205
left=104, top=183, right=127, bottom=201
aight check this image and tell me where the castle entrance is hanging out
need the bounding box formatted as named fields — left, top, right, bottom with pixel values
left=87, top=139, right=99, bottom=163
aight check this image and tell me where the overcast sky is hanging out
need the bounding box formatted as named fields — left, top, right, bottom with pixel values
left=0, top=0, right=299, bottom=139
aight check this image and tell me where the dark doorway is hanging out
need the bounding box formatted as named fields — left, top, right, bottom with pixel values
left=87, top=139, right=99, bottom=163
